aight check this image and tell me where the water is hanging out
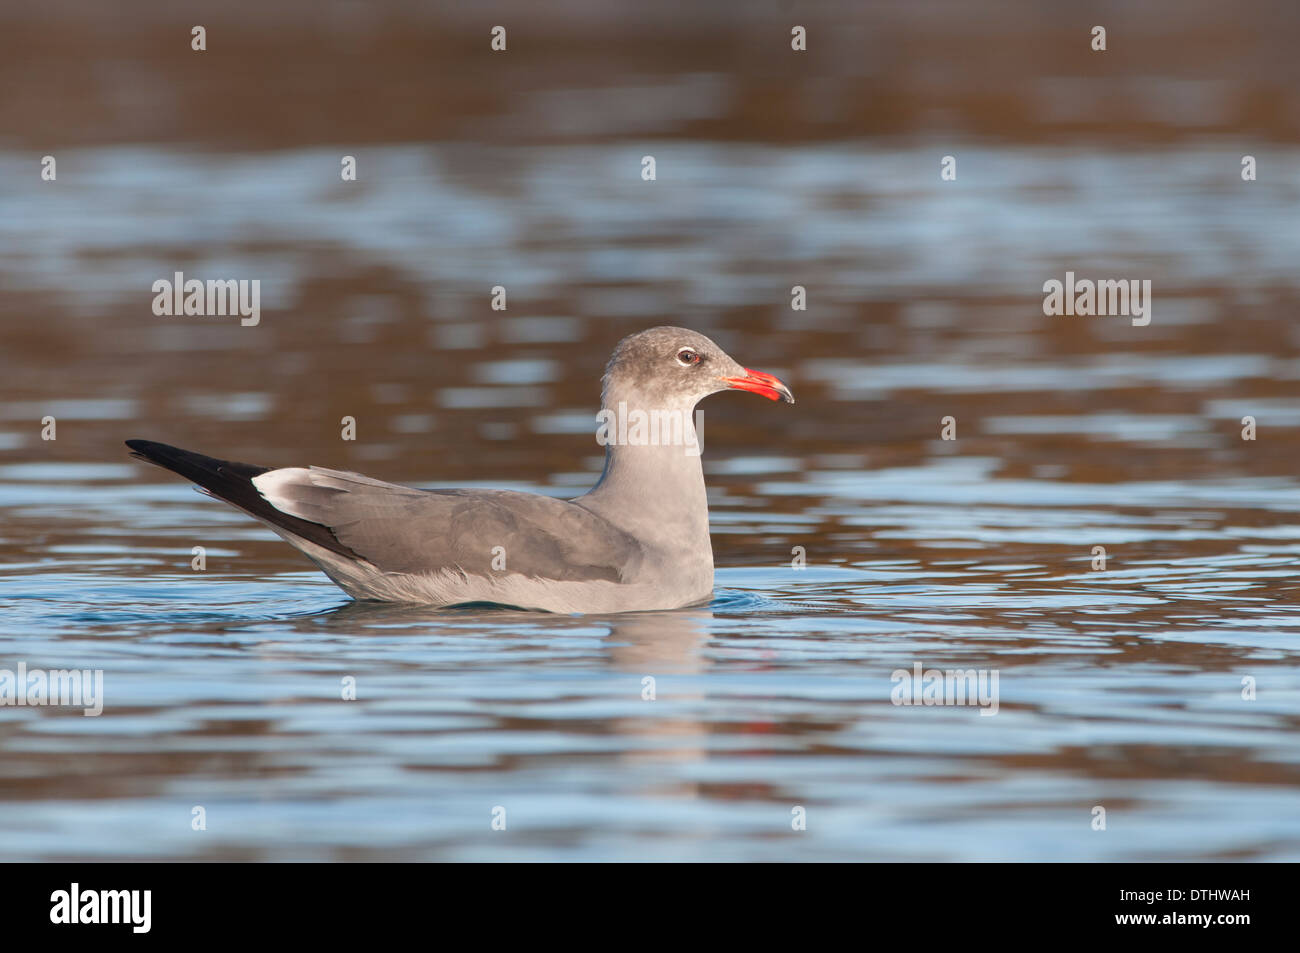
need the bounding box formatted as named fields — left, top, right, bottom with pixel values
left=4, top=500, right=1300, bottom=860
left=4, top=1, right=1300, bottom=861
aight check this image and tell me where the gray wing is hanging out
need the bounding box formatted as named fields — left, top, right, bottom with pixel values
left=253, top=466, right=643, bottom=583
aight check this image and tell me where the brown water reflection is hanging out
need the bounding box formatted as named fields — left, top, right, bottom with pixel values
left=1, top=1, right=1299, bottom=861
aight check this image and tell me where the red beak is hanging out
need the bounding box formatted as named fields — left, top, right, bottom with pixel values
left=720, top=367, right=795, bottom=403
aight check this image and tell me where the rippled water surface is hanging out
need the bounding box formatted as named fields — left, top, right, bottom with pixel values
left=4, top=1, right=1300, bottom=861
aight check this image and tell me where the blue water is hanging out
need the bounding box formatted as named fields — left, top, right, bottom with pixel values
left=3, top=140, right=1300, bottom=860
left=3, top=454, right=1300, bottom=861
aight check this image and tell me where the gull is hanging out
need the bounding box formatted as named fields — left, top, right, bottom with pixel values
left=127, top=326, right=793, bottom=612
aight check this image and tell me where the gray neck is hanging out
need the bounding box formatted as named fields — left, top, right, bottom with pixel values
left=577, top=393, right=711, bottom=553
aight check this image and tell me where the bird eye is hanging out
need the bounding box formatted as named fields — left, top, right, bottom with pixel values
left=676, top=348, right=701, bottom=366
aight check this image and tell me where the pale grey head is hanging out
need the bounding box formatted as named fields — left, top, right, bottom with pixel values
left=600, top=326, right=794, bottom=409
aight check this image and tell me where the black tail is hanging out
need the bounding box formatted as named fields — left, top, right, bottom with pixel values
left=125, top=440, right=357, bottom=559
